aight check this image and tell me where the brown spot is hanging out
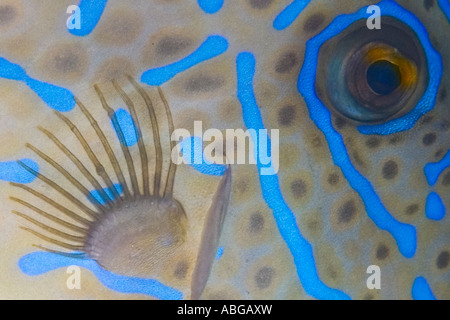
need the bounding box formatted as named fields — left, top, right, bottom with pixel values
left=255, top=266, right=275, bottom=289
left=248, top=0, right=273, bottom=9
left=173, top=261, right=189, bottom=279
left=334, top=116, right=347, bottom=129
left=422, top=133, right=437, bottom=146
left=40, top=43, right=88, bottom=82
left=277, top=105, right=296, bottom=127
left=303, top=13, right=325, bottom=32
left=436, top=251, right=449, bottom=269
left=327, top=173, right=340, bottom=186
left=291, top=179, right=307, bottom=198
left=424, top=0, right=435, bottom=11
left=442, top=171, right=450, bottom=186
left=376, top=244, right=389, bottom=260
left=405, top=203, right=419, bottom=215
left=338, top=200, right=356, bottom=224
left=382, top=160, right=398, bottom=180
left=364, top=294, right=375, bottom=300
left=439, top=87, right=447, bottom=102
left=184, top=74, right=224, bottom=93
left=420, top=115, right=433, bottom=125
left=236, top=179, right=248, bottom=194
left=435, top=148, right=445, bottom=159
left=95, top=8, right=142, bottom=46
left=156, top=35, right=191, bottom=56
left=0, top=5, right=15, bottom=26
left=365, top=137, right=381, bottom=148
left=248, top=212, right=264, bottom=234
left=389, top=135, right=402, bottom=145
left=275, top=51, right=298, bottom=74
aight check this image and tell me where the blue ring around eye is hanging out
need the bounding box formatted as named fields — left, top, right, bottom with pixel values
left=299, top=0, right=442, bottom=135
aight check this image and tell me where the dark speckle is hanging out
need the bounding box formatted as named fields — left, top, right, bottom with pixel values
left=303, top=13, right=325, bottom=32
left=248, top=212, right=264, bottom=234
left=334, top=116, right=347, bottom=129
left=364, top=294, right=375, bottom=300
left=156, top=36, right=191, bottom=56
left=365, top=137, right=381, bottom=149
left=389, top=134, right=403, bottom=145
left=173, top=261, right=188, bottom=279
left=376, top=244, right=389, bottom=260
left=255, top=266, right=274, bottom=289
left=236, top=179, right=248, bottom=194
left=338, top=200, right=356, bottom=224
left=248, top=0, right=273, bottom=9
left=442, top=171, right=450, bottom=186
left=382, top=160, right=398, bottom=180
left=420, top=115, right=433, bottom=125
left=291, top=179, right=307, bottom=198
left=422, top=133, right=437, bottom=146
left=436, top=251, right=449, bottom=269
left=275, top=51, right=298, bottom=74
left=439, top=87, right=447, bottom=102
left=0, top=5, right=16, bottom=26
left=327, top=173, right=340, bottom=186
left=405, top=203, right=419, bottom=215
left=277, top=105, right=296, bottom=126
left=184, top=75, right=224, bottom=93
left=424, top=0, right=435, bottom=11
left=53, top=51, right=81, bottom=73
left=435, top=148, right=445, bottom=159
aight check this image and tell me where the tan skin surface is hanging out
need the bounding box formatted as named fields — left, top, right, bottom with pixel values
left=0, top=0, right=449, bottom=299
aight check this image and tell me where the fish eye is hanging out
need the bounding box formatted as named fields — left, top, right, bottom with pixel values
left=315, top=17, right=428, bottom=123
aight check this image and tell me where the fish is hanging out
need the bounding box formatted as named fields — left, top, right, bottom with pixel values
left=0, top=0, right=448, bottom=300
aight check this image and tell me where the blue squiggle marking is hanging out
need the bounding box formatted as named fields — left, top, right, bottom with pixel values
left=216, top=246, right=224, bottom=259
left=425, top=192, right=446, bottom=221
left=67, top=0, right=108, bottom=36
left=198, top=0, right=224, bottom=14
left=180, top=136, right=227, bottom=176
left=112, top=108, right=139, bottom=147
left=356, top=0, right=442, bottom=135
left=424, top=150, right=450, bottom=186
left=412, top=276, right=436, bottom=300
left=237, top=52, right=350, bottom=300
left=89, top=183, right=123, bottom=205
left=298, top=0, right=416, bottom=258
left=141, top=35, right=228, bottom=86
left=438, top=0, right=450, bottom=23
left=0, top=57, right=75, bottom=112
left=273, top=0, right=311, bottom=30
left=0, top=159, right=39, bottom=183
left=18, top=251, right=182, bottom=299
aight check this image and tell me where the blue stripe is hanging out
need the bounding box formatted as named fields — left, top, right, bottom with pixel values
left=237, top=52, right=350, bottom=300
left=424, top=150, right=450, bottom=186
left=18, top=251, right=182, bottom=300
left=412, top=277, right=436, bottom=300
left=0, top=57, right=75, bottom=112
left=273, top=0, right=311, bottom=30
left=141, top=35, right=228, bottom=86
left=438, top=0, right=450, bottom=23
left=68, top=0, right=108, bottom=36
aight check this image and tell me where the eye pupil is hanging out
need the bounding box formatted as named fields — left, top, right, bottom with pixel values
left=366, top=60, right=402, bottom=96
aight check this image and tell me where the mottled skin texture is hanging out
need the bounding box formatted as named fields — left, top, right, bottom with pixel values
left=0, top=0, right=448, bottom=299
